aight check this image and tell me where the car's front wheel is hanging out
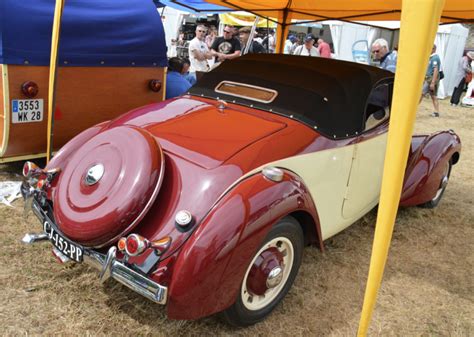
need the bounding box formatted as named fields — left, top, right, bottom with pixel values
left=222, top=216, right=304, bottom=327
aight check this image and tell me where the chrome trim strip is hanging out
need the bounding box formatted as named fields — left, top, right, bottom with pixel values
left=214, top=80, right=278, bottom=104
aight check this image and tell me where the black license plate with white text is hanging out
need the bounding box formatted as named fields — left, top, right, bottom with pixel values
left=43, top=220, right=84, bottom=262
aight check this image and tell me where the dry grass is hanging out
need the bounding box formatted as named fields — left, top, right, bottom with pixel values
left=0, top=99, right=472, bottom=336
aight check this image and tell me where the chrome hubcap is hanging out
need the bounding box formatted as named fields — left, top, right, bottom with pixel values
left=266, top=266, right=283, bottom=288
left=85, top=164, right=105, bottom=186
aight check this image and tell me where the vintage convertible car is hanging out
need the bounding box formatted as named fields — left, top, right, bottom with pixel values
left=21, top=54, right=460, bottom=326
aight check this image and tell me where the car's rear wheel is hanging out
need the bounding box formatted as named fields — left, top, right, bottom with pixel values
left=222, top=216, right=304, bottom=327
left=420, top=160, right=452, bottom=208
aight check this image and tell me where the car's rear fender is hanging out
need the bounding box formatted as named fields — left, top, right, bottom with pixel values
left=166, top=169, right=321, bottom=320
left=400, top=130, right=461, bottom=206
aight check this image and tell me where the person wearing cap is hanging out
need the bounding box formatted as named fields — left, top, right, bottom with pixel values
left=238, top=27, right=266, bottom=55
left=284, top=35, right=297, bottom=54
left=293, top=35, right=320, bottom=57
left=371, top=38, right=397, bottom=73
left=450, top=51, right=474, bottom=106
left=317, top=38, right=332, bottom=58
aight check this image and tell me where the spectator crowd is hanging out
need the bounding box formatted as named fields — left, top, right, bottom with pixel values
left=166, top=24, right=473, bottom=112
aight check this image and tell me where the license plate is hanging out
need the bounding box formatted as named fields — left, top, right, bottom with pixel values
left=43, top=220, right=83, bottom=262
left=11, top=99, right=44, bottom=123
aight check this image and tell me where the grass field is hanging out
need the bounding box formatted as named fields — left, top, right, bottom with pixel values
left=0, top=99, right=472, bottom=336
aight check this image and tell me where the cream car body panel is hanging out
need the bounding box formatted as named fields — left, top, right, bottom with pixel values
left=342, top=133, right=387, bottom=219
left=236, top=133, right=387, bottom=240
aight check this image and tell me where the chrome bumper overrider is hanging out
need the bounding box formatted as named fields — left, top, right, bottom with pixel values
left=23, top=232, right=168, bottom=305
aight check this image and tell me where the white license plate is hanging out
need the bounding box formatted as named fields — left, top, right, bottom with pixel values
left=43, top=220, right=83, bottom=262
left=11, top=99, right=44, bottom=123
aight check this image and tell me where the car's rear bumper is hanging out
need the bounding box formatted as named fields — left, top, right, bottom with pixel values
left=84, top=246, right=168, bottom=304
left=23, top=199, right=168, bottom=305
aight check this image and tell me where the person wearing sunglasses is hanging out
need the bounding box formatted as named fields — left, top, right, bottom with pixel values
left=371, top=38, right=397, bottom=73
left=210, top=25, right=241, bottom=65
left=188, top=24, right=212, bottom=78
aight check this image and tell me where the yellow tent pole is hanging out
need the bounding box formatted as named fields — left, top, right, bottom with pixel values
left=46, top=0, right=65, bottom=163
left=276, top=9, right=292, bottom=54
left=357, top=0, right=445, bottom=335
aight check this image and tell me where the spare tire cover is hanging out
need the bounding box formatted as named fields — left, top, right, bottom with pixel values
left=53, top=125, right=164, bottom=247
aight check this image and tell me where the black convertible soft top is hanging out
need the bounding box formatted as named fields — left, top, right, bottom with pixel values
left=189, top=54, right=394, bottom=139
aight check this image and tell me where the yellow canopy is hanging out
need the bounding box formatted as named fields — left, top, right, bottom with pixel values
left=219, top=12, right=277, bottom=28
left=207, top=0, right=473, bottom=22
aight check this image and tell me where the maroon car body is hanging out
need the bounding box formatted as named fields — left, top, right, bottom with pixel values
left=22, top=54, right=461, bottom=326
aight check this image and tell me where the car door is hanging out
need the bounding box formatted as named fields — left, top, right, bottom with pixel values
left=342, top=82, right=392, bottom=220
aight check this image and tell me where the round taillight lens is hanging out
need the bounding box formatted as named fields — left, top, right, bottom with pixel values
left=23, top=161, right=39, bottom=178
left=126, top=236, right=139, bottom=255
left=148, top=79, right=162, bottom=92
left=21, top=81, right=39, bottom=98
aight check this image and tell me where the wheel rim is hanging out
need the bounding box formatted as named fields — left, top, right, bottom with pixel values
left=241, top=237, right=294, bottom=311
left=433, top=162, right=450, bottom=201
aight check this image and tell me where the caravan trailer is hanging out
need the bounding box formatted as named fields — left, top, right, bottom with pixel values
left=0, top=0, right=167, bottom=162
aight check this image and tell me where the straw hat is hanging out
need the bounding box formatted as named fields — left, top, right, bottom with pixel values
left=467, top=51, right=474, bottom=59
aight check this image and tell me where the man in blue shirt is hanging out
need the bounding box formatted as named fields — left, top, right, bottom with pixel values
left=421, top=45, right=442, bottom=117
left=371, top=38, right=397, bottom=73
left=166, top=57, right=192, bottom=100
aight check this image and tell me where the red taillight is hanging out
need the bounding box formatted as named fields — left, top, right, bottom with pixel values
left=125, top=234, right=147, bottom=256
left=23, top=161, right=40, bottom=178
left=148, top=79, right=162, bottom=92
left=117, top=237, right=127, bottom=252
left=21, top=81, right=39, bottom=98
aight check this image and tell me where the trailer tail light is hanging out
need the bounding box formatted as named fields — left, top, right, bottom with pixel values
left=149, top=79, right=162, bottom=92
left=21, top=81, right=39, bottom=98
left=125, top=234, right=147, bottom=256
left=23, top=161, right=40, bottom=178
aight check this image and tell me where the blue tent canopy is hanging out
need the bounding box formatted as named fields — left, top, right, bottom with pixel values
left=0, top=0, right=168, bottom=67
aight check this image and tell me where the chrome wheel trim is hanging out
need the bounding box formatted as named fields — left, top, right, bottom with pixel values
left=241, top=237, right=294, bottom=311
left=433, top=162, right=450, bottom=201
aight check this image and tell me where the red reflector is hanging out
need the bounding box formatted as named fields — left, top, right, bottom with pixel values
left=21, top=81, right=39, bottom=98
left=148, top=79, right=162, bottom=92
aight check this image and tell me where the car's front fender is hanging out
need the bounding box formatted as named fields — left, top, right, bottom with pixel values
left=166, top=169, right=320, bottom=320
left=400, top=130, right=461, bottom=206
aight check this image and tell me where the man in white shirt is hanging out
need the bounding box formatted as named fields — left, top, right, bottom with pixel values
left=188, top=25, right=212, bottom=78
left=293, top=35, right=320, bottom=57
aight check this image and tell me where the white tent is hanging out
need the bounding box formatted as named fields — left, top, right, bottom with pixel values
left=327, top=21, right=469, bottom=99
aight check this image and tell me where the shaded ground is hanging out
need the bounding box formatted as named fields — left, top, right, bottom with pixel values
left=0, top=99, right=472, bottom=336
